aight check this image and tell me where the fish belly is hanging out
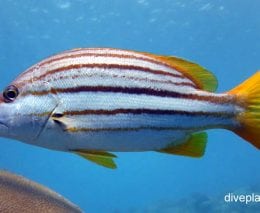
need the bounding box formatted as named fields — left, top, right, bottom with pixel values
left=36, top=128, right=188, bottom=152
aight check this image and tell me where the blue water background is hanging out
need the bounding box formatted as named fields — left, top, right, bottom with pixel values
left=0, top=0, right=259, bottom=212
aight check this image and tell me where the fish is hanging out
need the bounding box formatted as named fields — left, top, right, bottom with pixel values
left=0, top=48, right=259, bottom=169
left=0, top=170, right=82, bottom=213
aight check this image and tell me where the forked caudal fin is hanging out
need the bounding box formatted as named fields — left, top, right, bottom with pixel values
left=228, top=71, right=260, bottom=149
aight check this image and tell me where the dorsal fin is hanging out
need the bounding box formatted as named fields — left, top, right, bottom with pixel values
left=143, top=53, right=218, bottom=92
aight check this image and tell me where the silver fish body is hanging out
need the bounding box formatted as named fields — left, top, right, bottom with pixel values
left=1, top=48, right=259, bottom=168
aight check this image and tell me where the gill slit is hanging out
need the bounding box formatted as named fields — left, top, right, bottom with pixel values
left=33, top=101, right=59, bottom=141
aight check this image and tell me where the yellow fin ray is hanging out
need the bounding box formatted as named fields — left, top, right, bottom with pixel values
left=158, top=132, right=208, bottom=158
left=228, top=71, right=260, bottom=149
left=143, top=52, right=218, bottom=92
left=74, top=150, right=117, bottom=169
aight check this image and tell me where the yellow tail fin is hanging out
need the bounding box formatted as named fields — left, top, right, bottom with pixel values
left=228, top=71, right=260, bottom=149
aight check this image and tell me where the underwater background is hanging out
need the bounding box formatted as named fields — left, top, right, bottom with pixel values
left=0, top=0, right=259, bottom=212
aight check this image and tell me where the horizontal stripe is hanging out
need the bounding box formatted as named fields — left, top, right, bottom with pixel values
left=58, top=108, right=235, bottom=117
left=33, top=107, right=234, bottom=120
left=23, top=85, right=233, bottom=104
left=66, top=124, right=233, bottom=133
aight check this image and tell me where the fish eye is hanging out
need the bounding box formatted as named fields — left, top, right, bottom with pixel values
left=3, top=85, right=19, bottom=103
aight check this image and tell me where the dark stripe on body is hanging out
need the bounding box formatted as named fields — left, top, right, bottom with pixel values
left=58, top=108, right=234, bottom=118
left=66, top=124, right=233, bottom=133
left=24, top=85, right=234, bottom=104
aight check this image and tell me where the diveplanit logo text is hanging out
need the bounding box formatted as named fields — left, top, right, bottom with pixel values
left=224, top=193, right=260, bottom=204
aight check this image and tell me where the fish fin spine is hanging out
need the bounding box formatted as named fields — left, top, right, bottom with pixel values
left=228, top=71, right=260, bottom=149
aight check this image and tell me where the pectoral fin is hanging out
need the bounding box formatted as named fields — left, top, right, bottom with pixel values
left=51, top=113, right=80, bottom=131
left=74, top=150, right=117, bottom=169
left=158, top=132, right=207, bottom=158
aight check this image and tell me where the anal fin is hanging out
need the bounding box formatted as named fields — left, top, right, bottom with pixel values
left=74, top=150, right=117, bottom=169
left=158, top=132, right=207, bottom=158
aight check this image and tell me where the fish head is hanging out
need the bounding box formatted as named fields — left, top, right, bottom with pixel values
left=0, top=70, right=57, bottom=145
